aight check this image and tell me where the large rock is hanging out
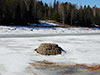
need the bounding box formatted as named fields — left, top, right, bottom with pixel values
left=35, top=43, right=62, bottom=55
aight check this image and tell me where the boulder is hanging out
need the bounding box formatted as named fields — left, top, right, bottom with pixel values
left=35, top=43, right=62, bottom=55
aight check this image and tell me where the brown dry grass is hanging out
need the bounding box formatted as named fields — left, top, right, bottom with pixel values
left=31, top=61, right=100, bottom=71
left=31, top=61, right=57, bottom=67
left=36, top=61, right=56, bottom=65
left=87, top=65, right=100, bottom=71
left=75, top=64, right=100, bottom=71
left=40, top=20, right=75, bottom=28
left=31, top=61, right=71, bottom=67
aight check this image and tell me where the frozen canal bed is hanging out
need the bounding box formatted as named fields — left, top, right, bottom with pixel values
left=0, top=34, right=100, bottom=75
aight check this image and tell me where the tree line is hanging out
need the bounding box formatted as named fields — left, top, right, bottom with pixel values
left=0, top=0, right=100, bottom=27
left=0, top=0, right=39, bottom=25
left=37, top=0, right=100, bottom=27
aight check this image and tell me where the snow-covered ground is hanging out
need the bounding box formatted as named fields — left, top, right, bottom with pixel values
left=0, top=22, right=100, bottom=34
left=0, top=22, right=100, bottom=75
left=0, top=35, right=100, bottom=75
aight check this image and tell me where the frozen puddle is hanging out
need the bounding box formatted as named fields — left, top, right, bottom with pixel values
left=0, top=35, right=100, bottom=75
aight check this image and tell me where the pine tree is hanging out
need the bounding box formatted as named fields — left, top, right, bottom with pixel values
left=44, top=3, right=49, bottom=19
left=77, top=6, right=84, bottom=26
left=14, top=3, right=21, bottom=25
left=48, top=3, right=52, bottom=20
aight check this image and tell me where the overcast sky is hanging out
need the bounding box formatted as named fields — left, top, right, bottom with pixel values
left=39, top=0, right=100, bottom=7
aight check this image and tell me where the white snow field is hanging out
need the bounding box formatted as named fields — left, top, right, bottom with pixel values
left=0, top=35, right=100, bottom=75
left=0, top=21, right=100, bottom=34
left=0, top=22, right=100, bottom=75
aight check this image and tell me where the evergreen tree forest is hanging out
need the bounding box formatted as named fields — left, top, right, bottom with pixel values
left=0, top=0, right=39, bottom=25
left=0, top=0, right=100, bottom=27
